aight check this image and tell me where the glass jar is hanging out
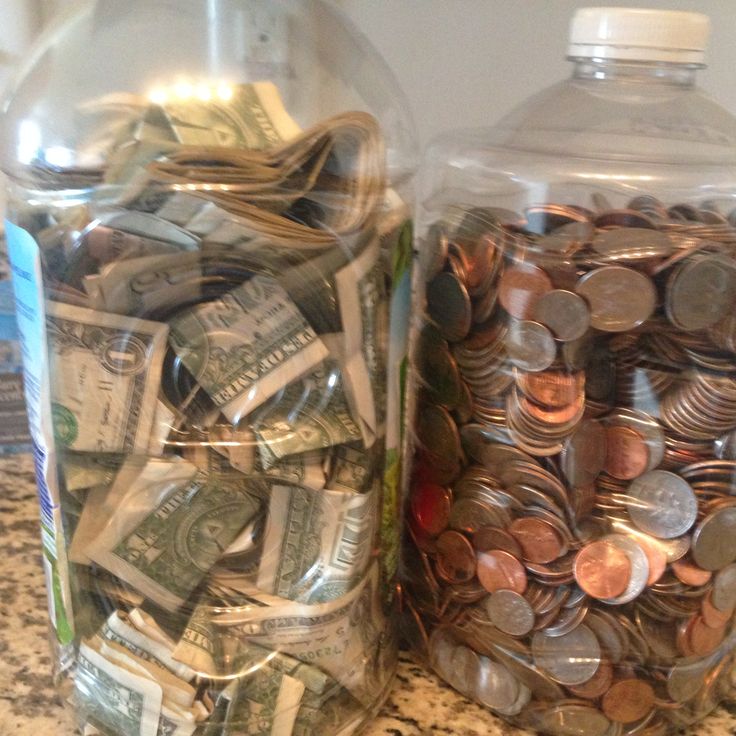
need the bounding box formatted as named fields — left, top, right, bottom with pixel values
left=403, top=7, right=736, bottom=735
left=1, top=2, right=415, bottom=734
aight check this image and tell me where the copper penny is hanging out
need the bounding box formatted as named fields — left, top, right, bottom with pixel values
left=435, top=531, right=477, bottom=584
left=634, top=534, right=668, bottom=586
left=671, top=557, right=713, bottom=588
left=476, top=550, right=528, bottom=594
left=689, top=615, right=727, bottom=656
left=517, top=370, right=585, bottom=408
left=604, top=425, right=649, bottom=480
left=498, top=265, right=553, bottom=319
left=567, top=659, right=614, bottom=700
left=521, top=393, right=585, bottom=425
left=702, top=592, right=733, bottom=629
left=472, top=526, right=523, bottom=558
left=410, top=482, right=452, bottom=537
left=573, top=541, right=631, bottom=600
left=509, top=517, right=564, bottom=564
left=601, top=679, right=655, bottom=724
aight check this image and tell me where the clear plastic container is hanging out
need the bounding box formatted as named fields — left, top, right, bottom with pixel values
left=0, top=2, right=415, bottom=734
left=404, top=8, right=736, bottom=735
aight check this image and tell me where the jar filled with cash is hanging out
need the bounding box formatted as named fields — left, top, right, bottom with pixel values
left=404, top=7, right=736, bottom=735
left=0, top=1, right=415, bottom=734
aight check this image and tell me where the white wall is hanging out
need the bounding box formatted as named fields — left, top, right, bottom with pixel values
left=339, top=0, right=736, bottom=148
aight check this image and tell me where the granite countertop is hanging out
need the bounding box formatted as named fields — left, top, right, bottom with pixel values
left=1, top=453, right=736, bottom=736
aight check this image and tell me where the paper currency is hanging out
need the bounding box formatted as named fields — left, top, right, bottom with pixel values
left=169, top=274, right=329, bottom=422
left=46, top=301, right=168, bottom=454
left=257, top=483, right=377, bottom=603
left=85, top=458, right=264, bottom=610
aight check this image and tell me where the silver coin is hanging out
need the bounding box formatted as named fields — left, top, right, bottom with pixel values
left=493, top=681, right=532, bottom=717
left=712, top=563, right=736, bottom=611
left=600, top=534, right=650, bottom=605
left=532, top=290, right=591, bottom=342
left=575, top=266, right=656, bottom=333
left=667, top=657, right=716, bottom=703
left=666, top=254, right=736, bottom=331
left=485, top=590, right=536, bottom=637
left=536, top=704, right=611, bottom=736
left=692, top=506, right=736, bottom=571
left=506, top=320, right=556, bottom=372
left=531, top=624, right=601, bottom=685
left=473, top=656, right=521, bottom=711
left=426, top=271, right=472, bottom=343
left=626, top=470, right=698, bottom=540
left=448, top=644, right=483, bottom=697
left=592, top=227, right=672, bottom=260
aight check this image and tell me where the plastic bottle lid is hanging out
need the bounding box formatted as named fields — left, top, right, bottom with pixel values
left=568, top=7, right=710, bottom=64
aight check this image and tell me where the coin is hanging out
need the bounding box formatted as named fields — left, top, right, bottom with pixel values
left=601, top=679, right=655, bottom=724
left=436, top=531, right=477, bottom=584
left=532, top=290, right=591, bottom=342
left=559, top=419, right=607, bottom=487
left=712, top=563, right=736, bottom=611
left=604, top=425, right=649, bottom=480
left=472, top=526, right=523, bottom=558
left=505, top=321, right=556, bottom=372
left=575, top=266, right=656, bottom=332
left=666, top=254, right=736, bottom=331
left=410, top=482, right=452, bottom=538
left=689, top=615, right=727, bottom=656
left=474, top=656, right=522, bottom=712
left=573, top=541, right=631, bottom=599
left=671, top=557, right=712, bottom=587
left=477, top=550, right=528, bottom=594
left=426, top=271, right=472, bottom=342
left=567, top=659, right=613, bottom=700
left=498, top=265, right=553, bottom=319
left=599, top=534, right=649, bottom=605
left=517, top=370, right=585, bottom=409
left=531, top=624, right=601, bottom=685
left=509, top=517, right=564, bottom=564
left=626, top=471, right=698, bottom=540
left=485, top=590, right=535, bottom=637
left=692, top=506, right=736, bottom=571
left=592, top=227, right=672, bottom=260
left=536, top=704, right=611, bottom=736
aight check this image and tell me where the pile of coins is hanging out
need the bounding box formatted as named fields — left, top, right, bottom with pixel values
left=403, top=198, right=736, bottom=735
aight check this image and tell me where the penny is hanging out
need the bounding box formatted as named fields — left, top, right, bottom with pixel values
left=671, top=557, right=712, bottom=587
left=601, top=679, right=655, bottom=724
left=517, top=370, right=584, bottom=409
left=594, top=209, right=657, bottom=229
left=567, top=659, right=614, bottom=700
left=415, top=404, right=462, bottom=480
left=435, top=531, right=477, bottom=584
left=689, top=615, right=727, bottom=656
left=666, top=254, right=736, bottom=331
left=599, top=534, right=649, bottom=605
left=604, top=425, right=649, bottom=480
left=477, top=550, right=528, bottom=594
left=472, top=526, right=523, bottom=558
left=498, top=265, right=553, bottom=319
left=573, top=541, right=631, bottom=600
left=485, top=590, right=536, bottom=637
left=505, top=320, right=556, bottom=372
left=531, top=624, right=601, bottom=685
left=632, top=533, right=668, bottom=585
left=692, top=506, right=736, bottom=571
left=560, top=419, right=607, bottom=487
left=421, top=223, right=449, bottom=280
left=575, top=266, right=656, bottom=332
left=410, top=482, right=452, bottom=538
left=426, top=271, right=472, bottom=342
left=532, top=290, right=591, bottom=342
left=626, top=471, right=698, bottom=540
left=525, top=204, right=589, bottom=235
left=712, top=563, right=736, bottom=611
left=509, top=517, right=564, bottom=564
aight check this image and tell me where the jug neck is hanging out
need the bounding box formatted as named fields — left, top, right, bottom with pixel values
left=570, top=58, right=700, bottom=88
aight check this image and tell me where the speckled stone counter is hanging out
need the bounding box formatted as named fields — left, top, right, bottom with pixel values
left=2, top=453, right=736, bottom=736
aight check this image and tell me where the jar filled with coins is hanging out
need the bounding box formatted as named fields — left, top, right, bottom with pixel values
left=0, top=2, right=416, bottom=734
left=404, top=8, right=736, bottom=735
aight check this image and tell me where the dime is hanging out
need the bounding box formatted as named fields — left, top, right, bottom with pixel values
left=573, top=541, right=631, bottom=599
left=426, top=271, right=472, bottom=342
left=485, top=590, right=535, bottom=637
left=626, top=471, right=698, bottom=540
left=692, top=506, right=736, bottom=571
left=476, top=550, right=528, bottom=594
left=498, top=265, right=553, bottom=319
left=575, top=266, right=656, bottom=332
left=435, top=531, right=477, bottom=584
left=604, top=425, right=649, bottom=480
left=531, top=624, right=601, bottom=685
left=505, top=320, right=556, bottom=372
left=532, top=290, right=591, bottom=342
left=509, top=517, right=564, bottom=564
left=601, top=679, right=655, bottom=724
left=410, top=483, right=452, bottom=538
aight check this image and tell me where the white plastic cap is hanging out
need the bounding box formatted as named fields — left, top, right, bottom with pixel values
left=568, top=7, right=710, bottom=64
